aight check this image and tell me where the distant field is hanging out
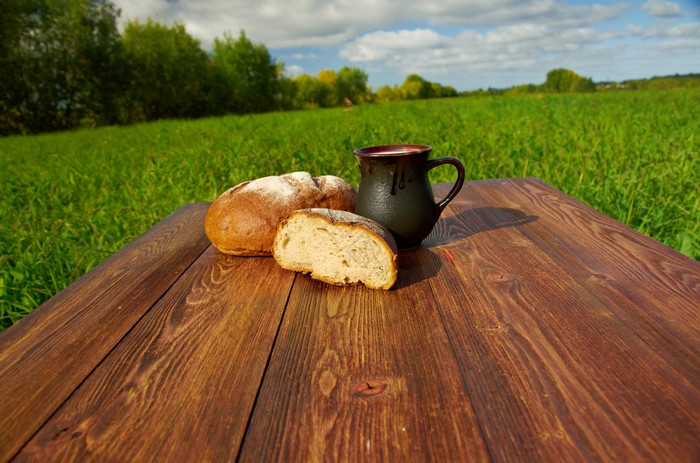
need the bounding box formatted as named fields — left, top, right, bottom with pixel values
left=1, top=90, right=698, bottom=330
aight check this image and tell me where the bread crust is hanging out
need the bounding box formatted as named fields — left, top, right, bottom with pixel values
left=205, top=172, right=357, bottom=256
left=273, top=208, right=399, bottom=290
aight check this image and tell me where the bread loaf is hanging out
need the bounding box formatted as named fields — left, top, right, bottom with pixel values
left=205, top=172, right=357, bottom=256
left=273, top=208, right=399, bottom=290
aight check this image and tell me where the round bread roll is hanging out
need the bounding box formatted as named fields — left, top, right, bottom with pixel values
left=273, top=208, right=399, bottom=290
left=205, top=172, right=357, bottom=256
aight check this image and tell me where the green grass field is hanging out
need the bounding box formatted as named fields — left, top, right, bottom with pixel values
left=1, top=90, right=698, bottom=330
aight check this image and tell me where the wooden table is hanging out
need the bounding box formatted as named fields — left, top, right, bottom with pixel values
left=1, top=178, right=698, bottom=462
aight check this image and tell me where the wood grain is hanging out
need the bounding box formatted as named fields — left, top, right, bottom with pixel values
left=14, top=248, right=296, bottom=462
left=0, top=203, right=212, bottom=462
left=238, top=253, right=491, bottom=463
left=3, top=180, right=699, bottom=463
left=498, top=178, right=699, bottom=350
left=433, top=179, right=700, bottom=371
left=429, top=179, right=700, bottom=461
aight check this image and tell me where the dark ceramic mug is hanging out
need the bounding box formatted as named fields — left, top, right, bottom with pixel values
left=353, top=144, right=465, bottom=248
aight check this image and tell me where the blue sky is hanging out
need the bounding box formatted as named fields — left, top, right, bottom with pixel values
left=112, top=0, right=700, bottom=91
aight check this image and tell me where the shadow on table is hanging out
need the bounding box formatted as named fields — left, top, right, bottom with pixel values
left=425, top=206, right=538, bottom=248
left=394, top=207, right=538, bottom=289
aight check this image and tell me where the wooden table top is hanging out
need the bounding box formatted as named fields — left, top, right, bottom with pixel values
left=1, top=177, right=698, bottom=462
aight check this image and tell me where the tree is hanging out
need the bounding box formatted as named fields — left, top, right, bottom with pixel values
left=0, top=0, right=38, bottom=133
left=317, top=69, right=338, bottom=107
left=73, top=0, right=128, bottom=125
left=122, top=19, right=209, bottom=121
left=336, top=66, right=369, bottom=105
left=0, top=0, right=125, bottom=134
left=374, top=85, right=401, bottom=103
left=274, top=63, right=298, bottom=111
left=571, top=76, right=596, bottom=93
left=431, top=82, right=458, bottom=98
left=401, top=74, right=433, bottom=99
left=1, top=5, right=373, bottom=132
left=545, top=68, right=595, bottom=93
left=210, top=31, right=280, bottom=114
left=294, top=74, right=326, bottom=109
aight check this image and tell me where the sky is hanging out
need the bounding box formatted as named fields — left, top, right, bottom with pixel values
left=111, top=0, right=700, bottom=91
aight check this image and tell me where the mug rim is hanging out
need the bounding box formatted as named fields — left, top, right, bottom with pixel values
left=353, top=144, right=432, bottom=157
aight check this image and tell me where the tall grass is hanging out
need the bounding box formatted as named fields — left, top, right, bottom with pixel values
left=1, top=90, right=698, bottom=330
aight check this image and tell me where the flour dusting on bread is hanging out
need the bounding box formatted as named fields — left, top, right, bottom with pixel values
left=244, top=176, right=299, bottom=205
left=205, top=172, right=357, bottom=256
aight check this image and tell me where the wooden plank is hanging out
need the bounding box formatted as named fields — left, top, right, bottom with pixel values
left=238, top=255, right=491, bottom=462
left=14, top=249, right=296, bottom=462
left=428, top=179, right=700, bottom=461
left=460, top=178, right=700, bottom=371
left=0, top=203, right=212, bottom=462
left=5, top=180, right=698, bottom=462
left=502, top=178, right=699, bottom=343
left=429, top=181, right=538, bottom=248
left=434, top=179, right=700, bottom=372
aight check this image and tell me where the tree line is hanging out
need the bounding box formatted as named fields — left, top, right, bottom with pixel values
left=1, top=0, right=461, bottom=135
left=5, top=1, right=694, bottom=136
left=464, top=69, right=700, bottom=96
left=503, top=68, right=596, bottom=95
left=602, top=73, right=700, bottom=91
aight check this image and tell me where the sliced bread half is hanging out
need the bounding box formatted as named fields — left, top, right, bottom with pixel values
left=273, top=208, right=398, bottom=290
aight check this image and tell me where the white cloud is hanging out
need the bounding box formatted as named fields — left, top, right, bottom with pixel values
left=641, top=0, right=682, bottom=18
left=425, top=0, right=629, bottom=28
left=112, top=0, right=172, bottom=23
left=339, top=29, right=446, bottom=61
left=340, top=22, right=623, bottom=78
left=291, top=53, right=318, bottom=60
left=628, top=19, right=700, bottom=39
left=110, top=0, right=699, bottom=89
left=285, top=64, right=305, bottom=75
left=115, top=0, right=396, bottom=48
left=112, top=0, right=631, bottom=49
left=646, top=38, right=700, bottom=51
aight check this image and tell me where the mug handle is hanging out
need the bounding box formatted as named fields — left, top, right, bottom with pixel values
left=426, top=156, right=465, bottom=215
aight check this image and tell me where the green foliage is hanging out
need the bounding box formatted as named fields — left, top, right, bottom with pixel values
left=0, top=0, right=124, bottom=133
left=0, top=0, right=694, bottom=138
left=501, top=69, right=596, bottom=96
left=433, top=83, right=459, bottom=98
left=1, top=90, right=698, bottom=330
left=337, top=66, right=370, bottom=105
left=0, top=0, right=37, bottom=133
left=621, top=74, right=700, bottom=91
left=292, top=74, right=327, bottom=109
left=0, top=0, right=377, bottom=133
left=505, top=84, right=539, bottom=95
left=374, top=75, right=458, bottom=102
left=374, top=84, right=403, bottom=103
left=544, top=68, right=595, bottom=93
left=402, top=74, right=433, bottom=99
left=545, top=68, right=576, bottom=92
left=79, top=1, right=129, bottom=126
left=275, top=65, right=299, bottom=111
left=121, top=19, right=210, bottom=121
left=210, top=31, right=279, bottom=114
left=287, top=67, right=369, bottom=109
